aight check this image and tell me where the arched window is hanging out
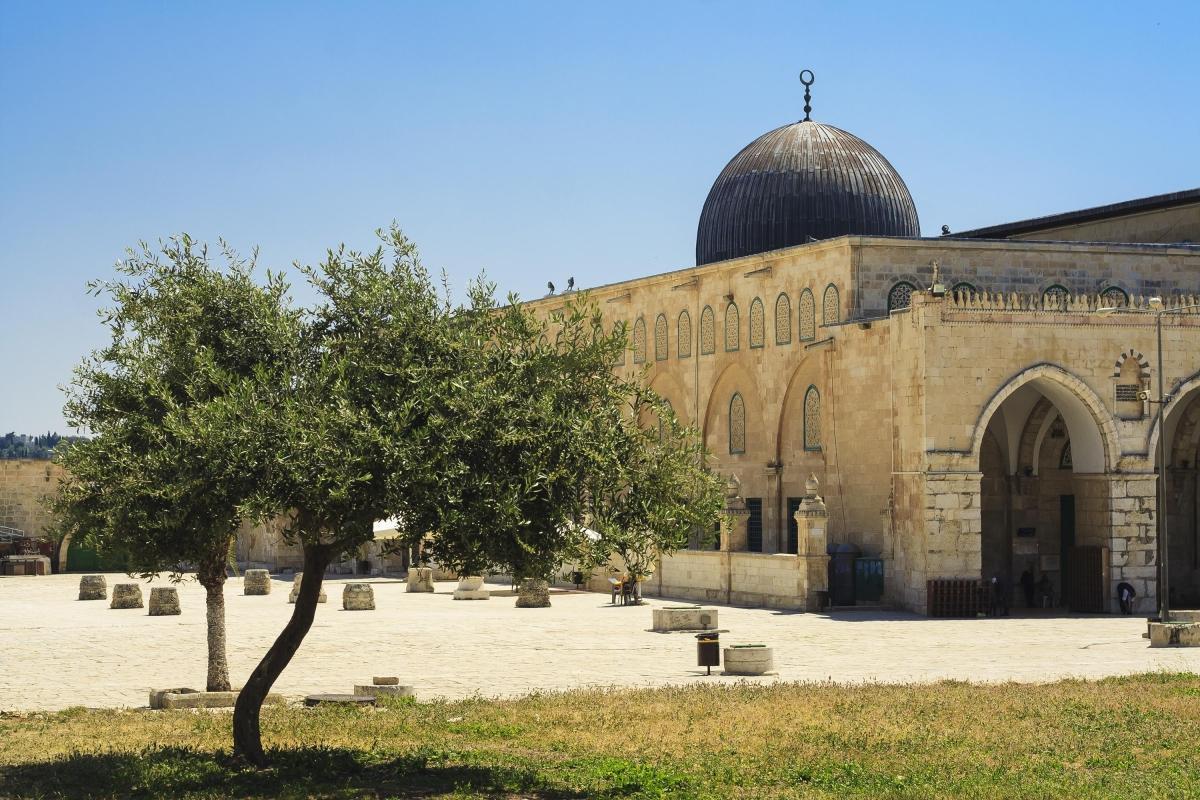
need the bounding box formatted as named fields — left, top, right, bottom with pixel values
left=822, top=284, right=840, bottom=326
left=774, top=293, right=792, bottom=345
left=632, top=317, right=647, bottom=364
left=749, top=297, right=765, bottom=348
left=677, top=310, right=692, bottom=359
left=803, top=386, right=821, bottom=451
left=951, top=282, right=977, bottom=301
left=1114, top=352, right=1147, bottom=419
left=1101, top=286, right=1129, bottom=309
left=799, top=289, right=815, bottom=341
left=700, top=306, right=715, bottom=355
left=729, top=393, right=746, bottom=454
left=888, top=282, right=915, bottom=312
left=1041, top=284, right=1069, bottom=310
left=654, top=314, right=668, bottom=361
left=724, top=302, right=740, bottom=351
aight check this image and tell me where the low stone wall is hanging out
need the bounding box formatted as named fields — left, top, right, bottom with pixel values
left=646, top=550, right=816, bottom=610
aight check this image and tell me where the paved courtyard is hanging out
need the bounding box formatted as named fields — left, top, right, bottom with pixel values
left=2, top=572, right=1198, bottom=711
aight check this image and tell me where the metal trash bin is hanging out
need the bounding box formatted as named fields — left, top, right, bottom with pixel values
left=696, top=631, right=720, bottom=675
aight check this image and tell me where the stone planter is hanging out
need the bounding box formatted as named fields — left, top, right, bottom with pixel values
left=78, top=574, right=107, bottom=601
left=515, top=578, right=551, bottom=608
left=288, top=572, right=327, bottom=604
left=406, top=567, right=435, bottom=593
left=148, top=587, right=181, bottom=616
left=452, top=575, right=489, bottom=600
left=342, top=583, right=375, bottom=610
left=243, top=569, right=271, bottom=595
left=651, top=606, right=718, bottom=632
left=110, top=583, right=144, bottom=609
left=723, top=645, right=774, bottom=676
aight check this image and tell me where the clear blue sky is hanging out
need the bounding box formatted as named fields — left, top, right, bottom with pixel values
left=2, top=1, right=1198, bottom=432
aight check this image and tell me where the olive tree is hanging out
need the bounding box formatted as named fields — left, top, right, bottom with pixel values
left=54, top=237, right=299, bottom=691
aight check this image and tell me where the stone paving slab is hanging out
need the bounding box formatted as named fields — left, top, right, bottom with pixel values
left=1, top=573, right=1198, bottom=712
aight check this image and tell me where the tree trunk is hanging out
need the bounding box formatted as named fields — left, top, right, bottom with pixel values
left=233, top=542, right=330, bottom=767
left=198, top=543, right=232, bottom=692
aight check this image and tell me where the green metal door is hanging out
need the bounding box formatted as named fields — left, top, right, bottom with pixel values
left=854, top=558, right=884, bottom=602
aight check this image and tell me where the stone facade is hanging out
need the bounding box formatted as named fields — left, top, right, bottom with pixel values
left=0, top=459, right=65, bottom=540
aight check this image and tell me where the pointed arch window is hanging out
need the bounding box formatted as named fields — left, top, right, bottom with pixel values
left=654, top=314, right=668, bottom=361
left=729, top=393, right=746, bottom=454
left=724, top=302, right=740, bottom=352
left=888, top=282, right=915, bottom=312
left=799, top=289, right=816, bottom=341
left=700, top=306, right=715, bottom=355
left=632, top=317, right=647, bottom=364
left=1041, top=284, right=1069, bottom=310
left=677, top=310, right=692, bottom=359
left=749, top=297, right=765, bottom=348
left=951, top=282, right=977, bottom=299
left=803, top=385, right=822, bottom=451
left=822, top=284, right=840, bottom=326
left=775, top=293, right=792, bottom=345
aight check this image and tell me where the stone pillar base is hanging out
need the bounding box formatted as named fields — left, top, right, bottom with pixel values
left=243, top=569, right=271, bottom=595
left=406, top=567, right=435, bottom=592
left=148, top=587, right=181, bottom=615
left=78, top=574, right=107, bottom=601
left=288, top=572, right=327, bottom=604
left=723, top=645, right=774, bottom=675
left=110, top=584, right=143, bottom=609
left=453, top=575, right=489, bottom=600
left=515, top=579, right=551, bottom=607
left=342, top=583, right=375, bottom=610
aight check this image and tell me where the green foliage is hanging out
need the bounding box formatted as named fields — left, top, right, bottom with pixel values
left=0, top=432, right=85, bottom=460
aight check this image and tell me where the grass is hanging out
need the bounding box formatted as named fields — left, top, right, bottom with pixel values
left=2, top=674, right=1200, bottom=798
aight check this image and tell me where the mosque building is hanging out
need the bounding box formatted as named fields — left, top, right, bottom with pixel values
left=526, top=73, right=1200, bottom=615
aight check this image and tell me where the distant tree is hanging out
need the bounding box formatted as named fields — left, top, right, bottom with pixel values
left=53, top=236, right=299, bottom=692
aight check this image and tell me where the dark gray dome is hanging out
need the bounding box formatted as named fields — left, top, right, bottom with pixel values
left=696, top=120, right=920, bottom=266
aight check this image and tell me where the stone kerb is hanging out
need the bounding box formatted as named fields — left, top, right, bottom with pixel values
left=342, top=583, right=375, bottom=611
left=723, top=645, right=774, bottom=675
left=288, top=573, right=327, bottom=604
left=110, top=584, right=143, bottom=609
left=78, top=574, right=106, bottom=601
left=148, top=587, right=181, bottom=616
left=651, top=605, right=718, bottom=631
left=406, top=567, right=435, bottom=593
left=243, top=569, right=271, bottom=595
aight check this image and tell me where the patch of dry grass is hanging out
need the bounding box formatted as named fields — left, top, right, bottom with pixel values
left=2, top=673, right=1199, bottom=798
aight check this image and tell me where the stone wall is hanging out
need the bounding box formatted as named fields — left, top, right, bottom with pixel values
left=0, top=459, right=66, bottom=540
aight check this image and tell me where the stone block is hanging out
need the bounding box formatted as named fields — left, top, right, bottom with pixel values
left=353, top=684, right=414, bottom=699
left=516, top=578, right=551, bottom=607
left=243, top=569, right=272, bottom=595
left=148, top=587, right=181, bottom=616
left=373, top=676, right=399, bottom=685
left=406, top=567, right=435, bottom=592
left=453, top=575, right=489, bottom=600
left=78, top=574, right=106, bottom=601
left=110, top=583, right=143, bottom=609
left=1149, top=622, right=1200, bottom=647
left=288, top=573, right=327, bottom=604
left=651, top=606, right=719, bottom=631
left=342, top=583, right=375, bottom=610
left=148, top=688, right=286, bottom=710
left=723, top=645, right=774, bottom=676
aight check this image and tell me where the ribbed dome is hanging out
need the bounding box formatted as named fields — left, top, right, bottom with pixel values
left=696, top=121, right=920, bottom=266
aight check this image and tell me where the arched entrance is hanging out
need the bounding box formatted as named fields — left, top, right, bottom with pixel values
left=973, top=367, right=1117, bottom=611
left=1165, top=385, right=1200, bottom=607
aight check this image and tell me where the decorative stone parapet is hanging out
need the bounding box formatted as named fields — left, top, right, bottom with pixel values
left=406, top=567, right=435, bottom=593
left=723, top=645, right=774, bottom=675
left=288, top=572, right=327, bottom=604
left=342, top=583, right=375, bottom=610
left=651, top=605, right=718, bottom=631
left=243, top=569, right=271, bottom=595
left=110, top=583, right=143, bottom=609
left=78, top=574, right=107, bottom=600
left=453, top=575, right=489, bottom=600
left=148, top=587, right=181, bottom=616
left=1149, top=622, right=1200, bottom=647
left=515, top=578, right=550, bottom=607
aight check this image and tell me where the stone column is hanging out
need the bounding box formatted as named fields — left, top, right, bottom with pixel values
left=1107, top=472, right=1158, bottom=613
left=763, top=463, right=783, bottom=553
left=794, top=474, right=831, bottom=611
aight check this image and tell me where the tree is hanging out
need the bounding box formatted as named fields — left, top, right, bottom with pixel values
left=53, top=236, right=299, bottom=692
left=579, top=391, right=725, bottom=595
left=232, top=227, right=471, bottom=765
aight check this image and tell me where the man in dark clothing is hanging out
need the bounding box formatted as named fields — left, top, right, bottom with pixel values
left=1019, top=568, right=1035, bottom=608
left=1117, top=581, right=1137, bottom=615
left=990, top=575, right=1010, bottom=616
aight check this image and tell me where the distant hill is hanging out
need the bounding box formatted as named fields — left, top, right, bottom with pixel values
left=0, top=431, right=87, bottom=460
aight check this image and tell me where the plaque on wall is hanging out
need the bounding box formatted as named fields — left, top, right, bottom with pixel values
left=1017, top=527, right=1036, bottom=538
left=1040, top=554, right=1060, bottom=572
left=1115, top=384, right=1141, bottom=402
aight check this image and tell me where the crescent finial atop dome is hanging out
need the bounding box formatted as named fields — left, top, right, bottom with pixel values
left=800, top=69, right=814, bottom=122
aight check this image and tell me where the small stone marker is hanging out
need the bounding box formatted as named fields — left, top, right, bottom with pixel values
left=148, top=586, right=181, bottom=616
left=354, top=683, right=414, bottom=699
left=373, top=676, right=399, bottom=685
left=406, top=566, right=435, bottom=593
left=304, top=693, right=376, bottom=707
left=723, top=644, right=774, bottom=676
left=288, top=572, right=327, bottom=604
left=342, top=583, right=375, bottom=610
left=110, top=583, right=143, bottom=609
left=78, top=574, right=107, bottom=601
left=243, top=569, right=272, bottom=595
